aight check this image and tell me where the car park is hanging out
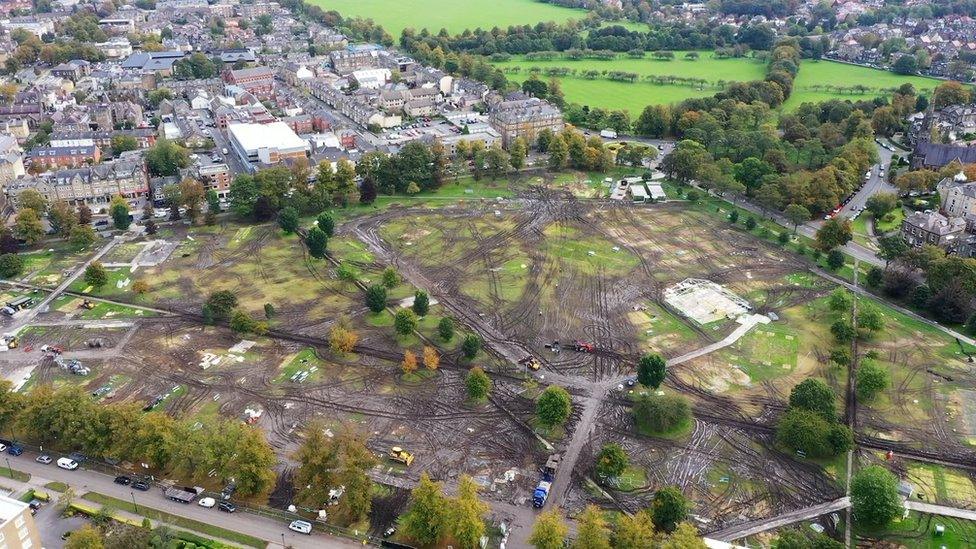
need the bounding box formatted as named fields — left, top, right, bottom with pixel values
left=56, top=457, right=78, bottom=470
left=114, top=476, right=131, bottom=485
left=288, top=520, right=313, bottom=534
left=198, top=497, right=216, bottom=508
left=35, top=455, right=52, bottom=464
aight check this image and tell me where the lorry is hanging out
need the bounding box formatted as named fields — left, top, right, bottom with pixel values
left=164, top=486, right=204, bottom=504
left=599, top=129, right=618, bottom=139
left=533, top=454, right=560, bottom=508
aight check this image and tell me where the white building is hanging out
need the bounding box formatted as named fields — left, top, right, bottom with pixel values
left=227, top=122, right=310, bottom=170
left=0, top=494, right=41, bottom=549
left=351, top=68, right=391, bottom=90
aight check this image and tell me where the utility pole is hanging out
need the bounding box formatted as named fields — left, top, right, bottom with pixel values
left=845, top=258, right=859, bottom=548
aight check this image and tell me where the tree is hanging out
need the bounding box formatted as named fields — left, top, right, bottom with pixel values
left=0, top=254, right=24, bottom=279
left=293, top=424, right=376, bottom=525
left=895, top=169, right=939, bottom=194
left=595, top=443, right=628, bottom=479
left=329, top=323, right=359, bottom=354
left=891, top=54, right=918, bottom=75
left=637, top=353, right=666, bottom=388
left=828, top=288, right=852, bottom=311
left=856, top=361, right=889, bottom=401
left=412, top=291, right=429, bottom=316
left=365, top=285, right=387, bottom=313
left=438, top=317, right=455, bottom=341
left=826, top=249, right=845, bottom=270
left=547, top=134, right=568, bottom=170
left=661, top=523, right=707, bottom=549
left=865, top=192, right=898, bottom=220
left=510, top=137, right=528, bottom=171
left=522, top=76, right=548, bottom=98
left=777, top=408, right=850, bottom=458
left=229, top=175, right=258, bottom=218
left=461, top=334, right=481, bottom=359
left=774, top=530, right=843, bottom=549
left=529, top=508, right=567, bottom=549
left=315, top=211, right=335, bottom=237
left=745, top=216, right=757, bottom=230
left=109, top=195, right=131, bottom=230
left=857, top=302, right=885, bottom=333
left=277, top=206, right=299, bottom=234
left=48, top=200, right=77, bottom=237
left=306, top=226, right=328, bottom=258
left=613, top=511, right=657, bottom=549
left=572, top=505, right=611, bottom=549
left=14, top=208, right=45, bottom=245
left=394, top=308, right=418, bottom=336
left=536, top=385, right=571, bottom=429
left=815, top=218, right=853, bottom=252
left=132, top=280, right=149, bottom=294
left=110, top=134, right=138, bottom=156
left=401, top=350, right=418, bottom=374
left=178, top=178, right=205, bottom=222
left=146, top=139, right=189, bottom=177
left=878, top=235, right=909, bottom=268
left=66, top=524, right=105, bottom=549
left=466, top=367, right=490, bottom=400
left=205, top=290, right=238, bottom=320
left=932, top=80, right=971, bottom=109
left=784, top=204, right=810, bottom=234
left=652, top=486, right=688, bottom=533
left=382, top=266, right=400, bottom=288
left=18, top=189, right=47, bottom=214
left=789, top=378, right=835, bottom=421
left=84, top=261, right=108, bottom=289
left=422, top=346, right=439, bottom=371
left=450, top=475, right=489, bottom=549
left=230, top=309, right=265, bottom=334
left=633, top=393, right=691, bottom=434
left=400, top=473, right=449, bottom=545
left=831, top=319, right=856, bottom=343
left=851, top=466, right=901, bottom=528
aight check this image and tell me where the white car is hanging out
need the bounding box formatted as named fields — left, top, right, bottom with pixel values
left=288, top=520, right=312, bottom=535
left=0, top=444, right=7, bottom=453
left=56, top=458, right=78, bottom=470
left=198, top=497, right=216, bottom=508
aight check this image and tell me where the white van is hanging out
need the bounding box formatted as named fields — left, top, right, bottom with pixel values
left=288, top=520, right=312, bottom=535
left=57, top=457, right=78, bottom=470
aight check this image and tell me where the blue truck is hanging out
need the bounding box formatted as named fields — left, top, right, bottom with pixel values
left=532, top=454, right=561, bottom=508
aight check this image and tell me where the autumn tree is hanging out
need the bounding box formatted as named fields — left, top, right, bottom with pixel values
left=422, top=346, right=439, bottom=371
left=400, top=473, right=450, bottom=545
left=529, top=508, right=567, bottom=549
left=401, top=350, right=418, bottom=374
left=572, top=505, right=611, bottom=549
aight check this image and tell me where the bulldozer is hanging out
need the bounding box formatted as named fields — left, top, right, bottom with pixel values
left=388, top=446, right=414, bottom=466
left=2, top=335, right=18, bottom=349
left=518, top=356, right=541, bottom=371
left=81, top=300, right=96, bottom=310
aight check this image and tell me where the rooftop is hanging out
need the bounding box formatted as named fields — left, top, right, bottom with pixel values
left=228, top=122, right=307, bottom=152
left=0, top=494, right=28, bottom=526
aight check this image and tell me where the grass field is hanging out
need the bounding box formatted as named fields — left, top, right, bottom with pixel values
left=312, top=0, right=585, bottom=35
left=493, top=53, right=943, bottom=114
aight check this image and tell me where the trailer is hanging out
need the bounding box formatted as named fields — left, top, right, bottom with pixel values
left=533, top=454, right=560, bottom=508
left=164, top=486, right=203, bottom=504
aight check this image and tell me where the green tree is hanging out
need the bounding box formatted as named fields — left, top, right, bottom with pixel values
left=789, top=379, right=835, bottom=421
left=110, top=195, right=131, bottom=230
left=651, top=486, right=688, bottom=533
left=365, top=285, right=387, bottom=313
left=293, top=424, right=376, bottom=525
left=306, top=226, right=328, bottom=258
left=394, top=308, right=418, bottom=335
left=784, top=203, right=810, bottom=234
left=146, top=139, right=189, bottom=177
left=851, top=466, right=901, bottom=528
left=633, top=393, right=690, bottom=434
left=230, top=309, right=264, bottom=334
left=865, top=192, right=898, bottom=219
left=48, top=200, right=77, bottom=237
left=826, top=249, right=845, bottom=270
left=510, top=137, right=528, bottom=171
left=661, top=523, right=707, bottom=549
left=18, top=189, right=48, bottom=213
left=815, top=218, right=853, bottom=252
left=777, top=408, right=838, bottom=458
left=438, top=317, right=455, bottom=341
left=856, top=361, right=889, bottom=401
left=466, top=367, right=491, bottom=400
left=450, top=475, right=489, bottom=549
left=110, top=134, right=138, bottom=156
left=412, top=291, right=429, bottom=316
left=382, top=266, right=400, bottom=288
left=637, top=353, right=666, bottom=388
left=572, top=505, right=611, bottom=549
left=878, top=235, right=909, bottom=268
left=264, top=303, right=275, bottom=319
left=613, top=511, right=657, bottom=549
left=595, top=442, right=628, bottom=479
left=547, top=135, right=568, bottom=170
left=400, top=473, right=450, bottom=546
left=745, top=216, right=757, bottom=230
left=857, top=302, right=885, bottom=333
left=774, top=530, right=843, bottom=549
left=66, top=524, right=105, bottom=549
left=461, top=334, right=481, bottom=359
left=536, top=385, right=571, bottom=429
left=277, top=206, right=300, bottom=234
left=0, top=254, right=25, bottom=279
left=529, top=508, right=567, bottom=549
left=205, top=290, right=238, bottom=320
left=229, top=175, right=258, bottom=218
left=317, top=211, right=335, bottom=237
left=831, top=319, right=856, bottom=343
left=14, top=208, right=45, bottom=245
left=84, top=261, right=108, bottom=288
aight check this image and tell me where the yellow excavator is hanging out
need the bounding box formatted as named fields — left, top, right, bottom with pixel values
left=388, top=446, right=414, bottom=466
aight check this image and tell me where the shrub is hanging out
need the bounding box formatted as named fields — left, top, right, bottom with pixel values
left=633, top=393, right=690, bottom=434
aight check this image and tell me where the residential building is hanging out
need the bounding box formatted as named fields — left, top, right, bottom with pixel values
left=8, top=157, right=146, bottom=206
left=330, top=50, right=379, bottom=74
left=120, top=51, right=187, bottom=76
left=911, top=142, right=976, bottom=170
left=222, top=67, right=275, bottom=99
left=192, top=161, right=231, bottom=197
left=900, top=210, right=966, bottom=249
left=28, top=143, right=101, bottom=169
left=937, top=172, right=976, bottom=217
left=227, top=122, right=310, bottom=170
left=0, top=494, right=41, bottom=549
left=0, top=134, right=25, bottom=187
left=50, top=60, right=92, bottom=81
left=488, top=96, right=563, bottom=148
left=49, top=129, right=157, bottom=151
left=438, top=126, right=502, bottom=156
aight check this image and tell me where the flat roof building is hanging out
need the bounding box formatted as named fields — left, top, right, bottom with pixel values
left=0, top=493, right=41, bottom=549
left=227, top=122, right=310, bottom=171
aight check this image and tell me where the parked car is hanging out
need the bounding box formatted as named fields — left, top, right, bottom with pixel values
left=8, top=445, right=23, bottom=456
left=35, top=455, right=52, bottom=464
left=383, top=527, right=396, bottom=538
left=56, top=458, right=78, bottom=470
left=132, top=480, right=151, bottom=491
left=0, top=444, right=7, bottom=453
left=217, top=501, right=236, bottom=513
left=114, top=476, right=131, bottom=485
left=198, top=497, right=216, bottom=508
left=288, top=520, right=313, bottom=535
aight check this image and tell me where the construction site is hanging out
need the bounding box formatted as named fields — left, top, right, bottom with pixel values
left=1, top=188, right=975, bottom=545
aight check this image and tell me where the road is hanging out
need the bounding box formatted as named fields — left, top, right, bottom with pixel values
left=708, top=497, right=851, bottom=542
left=904, top=500, right=976, bottom=521
left=8, top=449, right=362, bottom=548
left=818, top=140, right=897, bottom=224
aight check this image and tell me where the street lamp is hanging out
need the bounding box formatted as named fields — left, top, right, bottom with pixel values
left=280, top=533, right=286, bottom=548
left=130, top=491, right=138, bottom=514
left=5, top=458, right=11, bottom=479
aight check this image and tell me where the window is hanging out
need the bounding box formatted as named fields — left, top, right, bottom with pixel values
left=14, top=517, right=23, bottom=528
left=17, top=527, right=27, bottom=540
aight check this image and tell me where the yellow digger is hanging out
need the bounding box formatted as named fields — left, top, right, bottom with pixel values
left=388, top=446, right=414, bottom=466
left=81, top=300, right=96, bottom=310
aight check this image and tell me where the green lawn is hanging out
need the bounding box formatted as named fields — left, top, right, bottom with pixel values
left=858, top=511, right=976, bottom=548
left=313, top=0, right=585, bottom=35
left=785, top=60, right=941, bottom=108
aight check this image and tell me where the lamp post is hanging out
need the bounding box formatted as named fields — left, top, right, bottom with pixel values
left=280, top=533, right=286, bottom=548
left=5, top=458, right=11, bottom=479
left=130, top=491, right=138, bottom=514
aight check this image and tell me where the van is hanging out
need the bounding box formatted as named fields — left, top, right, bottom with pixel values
left=288, top=520, right=312, bottom=535
left=57, top=457, right=79, bottom=470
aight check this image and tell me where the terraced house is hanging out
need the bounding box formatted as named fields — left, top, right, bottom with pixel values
left=488, top=95, right=564, bottom=147
left=7, top=157, right=147, bottom=206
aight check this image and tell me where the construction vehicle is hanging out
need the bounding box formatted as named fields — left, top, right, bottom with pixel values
left=518, top=356, right=541, bottom=371
left=533, top=454, right=560, bottom=508
left=1, top=335, right=18, bottom=349
left=388, top=446, right=414, bottom=466
left=544, top=340, right=561, bottom=354
left=574, top=340, right=595, bottom=353
left=81, top=300, right=95, bottom=310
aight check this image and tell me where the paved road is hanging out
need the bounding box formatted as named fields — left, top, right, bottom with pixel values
left=667, top=314, right=768, bottom=367
left=905, top=500, right=976, bottom=520
left=709, top=497, right=851, bottom=542
left=9, top=450, right=362, bottom=548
